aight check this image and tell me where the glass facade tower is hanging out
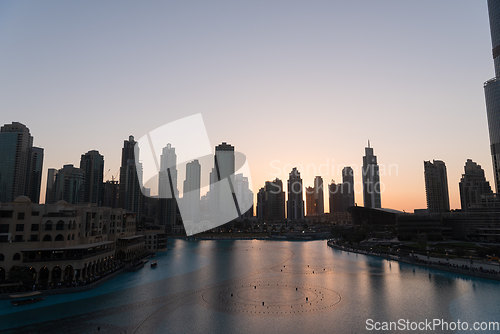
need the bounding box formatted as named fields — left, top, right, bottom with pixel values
left=485, top=0, right=500, bottom=193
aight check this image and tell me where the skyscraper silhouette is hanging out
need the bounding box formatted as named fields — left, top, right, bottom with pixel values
left=0, top=122, right=43, bottom=203
left=118, top=136, right=142, bottom=213
left=362, top=141, right=381, bottom=208
left=424, top=160, right=450, bottom=213
left=484, top=0, right=500, bottom=193
left=287, top=167, right=304, bottom=220
left=459, top=159, right=493, bottom=211
left=80, top=150, right=104, bottom=205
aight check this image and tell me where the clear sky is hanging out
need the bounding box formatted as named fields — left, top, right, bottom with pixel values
left=0, top=1, right=495, bottom=212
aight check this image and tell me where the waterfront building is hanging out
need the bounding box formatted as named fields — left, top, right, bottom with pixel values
left=0, top=196, right=144, bottom=285
left=0, top=122, right=43, bottom=203
left=424, top=160, right=450, bottom=213
left=459, top=159, right=493, bottom=211
left=80, top=150, right=105, bottom=205
left=286, top=167, right=304, bottom=220
left=362, top=141, right=381, bottom=208
left=118, top=136, right=142, bottom=214
left=484, top=0, right=500, bottom=193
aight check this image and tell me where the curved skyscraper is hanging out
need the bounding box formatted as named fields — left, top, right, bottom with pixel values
left=485, top=0, right=500, bottom=193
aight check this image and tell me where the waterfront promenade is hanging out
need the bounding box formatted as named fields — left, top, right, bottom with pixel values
left=327, top=239, right=500, bottom=281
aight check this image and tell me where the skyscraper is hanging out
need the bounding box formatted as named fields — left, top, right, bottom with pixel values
left=459, top=159, right=493, bottom=211
left=118, top=136, right=142, bottom=213
left=45, top=168, right=58, bottom=204
left=0, top=122, right=43, bottom=203
left=287, top=167, right=304, bottom=220
left=306, top=177, right=324, bottom=217
left=80, top=150, right=104, bottom=205
left=314, top=176, right=324, bottom=217
left=159, top=143, right=178, bottom=199
left=182, top=159, right=201, bottom=222
left=362, top=141, right=381, bottom=208
left=305, top=186, right=316, bottom=216
left=27, top=146, right=44, bottom=203
left=257, top=179, right=285, bottom=221
left=53, top=164, right=85, bottom=204
left=424, top=160, right=450, bottom=213
left=484, top=0, right=500, bottom=193
left=329, top=180, right=343, bottom=214
left=341, top=166, right=355, bottom=210
left=212, top=142, right=239, bottom=218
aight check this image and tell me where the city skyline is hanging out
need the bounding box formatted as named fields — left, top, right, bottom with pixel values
left=0, top=1, right=495, bottom=212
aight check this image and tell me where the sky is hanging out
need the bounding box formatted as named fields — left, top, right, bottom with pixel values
left=0, top=0, right=495, bottom=213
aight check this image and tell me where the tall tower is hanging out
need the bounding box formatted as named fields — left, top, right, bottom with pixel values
left=158, top=143, right=178, bottom=232
left=341, top=166, right=355, bottom=210
left=45, top=168, right=58, bottom=204
left=80, top=150, right=104, bottom=205
left=0, top=122, right=39, bottom=203
left=53, top=164, right=85, bottom=204
left=118, top=135, right=142, bottom=213
left=485, top=0, right=500, bottom=193
left=214, top=142, right=239, bottom=217
left=183, top=159, right=201, bottom=222
left=258, top=179, right=285, bottom=221
left=329, top=180, right=343, bottom=214
left=314, top=176, right=324, bottom=217
left=459, top=159, right=493, bottom=211
left=424, top=160, right=450, bottom=213
left=287, top=167, right=304, bottom=220
left=362, top=141, right=381, bottom=208
left=27, top=146, right=44, bottom=203
left=159, top=143, right=178, bottom=198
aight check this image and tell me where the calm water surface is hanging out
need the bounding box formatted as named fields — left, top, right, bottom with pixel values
left=1, top=239, right=499, bottom=333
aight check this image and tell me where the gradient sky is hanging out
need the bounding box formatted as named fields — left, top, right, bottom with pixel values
left=0, top=1, right=495, bottom=213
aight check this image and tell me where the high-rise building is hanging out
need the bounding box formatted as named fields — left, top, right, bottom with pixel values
left=306, top=177, right=324, bottom=217
left=424, top=160, right=450, bottom=213
left=362, top=141, right=381, bottom=208
left=257, top=179, right=285, bottom=221
left=118, top=136, right=142, bottom=213
left=159, top=143, right=178, bottom=199
left=45, top=168, right=58, bottom=204
left=27, top=146, right=44, bottom=203
left=459, top=159, right=493, bottom=211
left=342, top=167, right=355, bottom=210
left=103, top=180, right=119, bottom=208
left=305, top=186, right=316, bottom=216
left=0, top=122, right=43, bottom=203
left=211, top=142, right=240, bottom=219
left=286, top=167, right=304, bottom=220
left=484, top=0, right=500, bottom=193
left=314, top=176, right=324, bottom=216
left=329, top=180, right=343, bottom=214
left=182, top=159, right=201, bottom=222
left=80, top=150, right=104, bottom=205
left=53, top=164, right=85, bottom=204
left=233, top=173, right=253, bottom=217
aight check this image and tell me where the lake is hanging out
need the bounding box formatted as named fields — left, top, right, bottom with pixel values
left=1, top=239, right=499, bottom=333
